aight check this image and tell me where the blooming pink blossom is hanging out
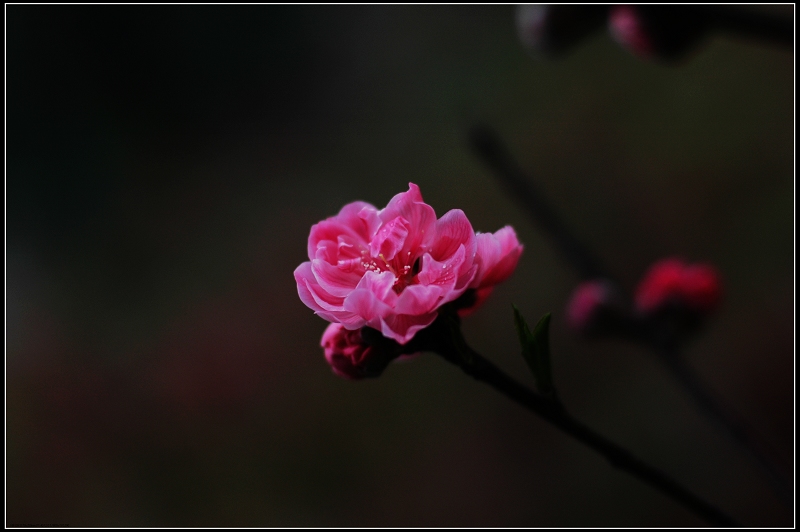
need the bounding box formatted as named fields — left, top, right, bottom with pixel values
left=635, top=258, right=721, bottom=315
left=295, top=183, right=522, bottom=344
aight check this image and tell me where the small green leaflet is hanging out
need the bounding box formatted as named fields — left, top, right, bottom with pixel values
left=513, top=306, right=555, bottom=399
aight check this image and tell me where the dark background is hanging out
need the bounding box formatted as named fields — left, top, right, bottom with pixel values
left=6, top=5, right=793, bottom=527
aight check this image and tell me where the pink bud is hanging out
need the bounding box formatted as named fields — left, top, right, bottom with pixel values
left=680, top=263, right=723, bottom=312
left=565, top=280, right=618, bottom=334
left=609, top=5, right=655, bottom=59
left=635, top=258, right=722, bottom=315
left=321, top=323, right=379, bottom=380
left=608, top=5, right=710, bottom=62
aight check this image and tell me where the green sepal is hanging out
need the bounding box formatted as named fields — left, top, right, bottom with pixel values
left=513, top=306, right=556, bottom=399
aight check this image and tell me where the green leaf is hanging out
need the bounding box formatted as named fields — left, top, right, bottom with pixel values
left=513, top=306, right=555, bottom=399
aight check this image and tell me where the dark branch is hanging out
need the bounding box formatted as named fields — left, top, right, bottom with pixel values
left=468, top=124, right=611, bottom=282
left=440, top=337, right=739, bottom=526
left=653, top=344, right=793, bottom=507
left=402, top=313, right=740, bottom=527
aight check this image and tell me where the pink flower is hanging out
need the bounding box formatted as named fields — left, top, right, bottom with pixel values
left=296, top=183, right=488, bottom=344
left=608, top=6, right=709, bottom=63
left=635, top=258, right=722, bottom=315
left=608, top=5, right=654, bottom=59
left=566, top=280, right=617, bottom=333
left=321, top=323, right=383, bottom=380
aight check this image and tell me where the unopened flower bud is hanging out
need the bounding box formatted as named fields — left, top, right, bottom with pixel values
left=635, top=258, right=722, bottom=316
left=321, top=323, right=398, bottom=380
left=608, top=5, right=710, bottom=62
left=565, top=280, right=622, bottom=336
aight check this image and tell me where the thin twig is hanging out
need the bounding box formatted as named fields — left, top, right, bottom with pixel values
left=468, top=124, right=792, bottom=508
left=654, top=344, right=793, bottom=507
left=469, top=124, right=612, bottom=282
left=416, top=316, right=739, bottom=527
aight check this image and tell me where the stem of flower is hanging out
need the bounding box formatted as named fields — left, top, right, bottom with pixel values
left=653, top=344, right=793, bottom=507
left=427, top=318, right=739, bottom=527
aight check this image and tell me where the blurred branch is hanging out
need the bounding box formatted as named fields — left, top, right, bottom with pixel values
left=653, top=343, right=793, bottom=507
left=469, top=124, right=792, bottom=509
left=469, top=124, right=612, bottom=282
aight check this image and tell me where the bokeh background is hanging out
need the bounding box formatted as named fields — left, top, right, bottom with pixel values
left=6, top=5, right=794, bottom=527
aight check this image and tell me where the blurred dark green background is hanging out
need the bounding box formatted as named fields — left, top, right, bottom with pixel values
left=6, top=5, right=793, bottom=527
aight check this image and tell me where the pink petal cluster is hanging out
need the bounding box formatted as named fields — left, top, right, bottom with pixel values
left=634, top=258, right=722, bottom=315
left=295, top=183, right=523, bottom=344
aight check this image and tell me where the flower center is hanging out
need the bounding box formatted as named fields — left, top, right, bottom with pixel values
left=391, top=255, right=422, bottom=293
left=358, top=248, right=421, bottom=293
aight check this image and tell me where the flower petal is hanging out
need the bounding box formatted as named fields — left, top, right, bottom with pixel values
left=479, top=245, right=522, bottom=287
left=343, top=270, right=398, bottom=325
left=394, top=283, right=444, bottom=315
left=297, top=263, right=356, bottom=316
left=430, top=209, right=476, bottom=262
left=353, top=270, right=398, bottom=305
left=454, top=263, right=478, bottom=293
left=416, top=246, right=465, bottom=291
left=494, top=226, right=522, bottom=254
left=336, top=201, right=382, bottom=242
left=380, top=312, right=438, bottom=345
left=369, top=216, right=410, bottom=262
left=343, top=289, right=393, bottom=325
left=634, top=258, right=685, bottom=313
left=379, top=183, right=437, bottom=255
left=307, top=201, right=379, bottom=260
left=315, top=309, right=366, bottom=329
left=303, top=278, right=346, bottom=312
left=472, top=227, right=523, bottom=289
left=311, top=258, right=363, bottom=298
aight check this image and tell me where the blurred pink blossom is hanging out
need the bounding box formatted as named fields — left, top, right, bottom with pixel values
left=609, top=5, right=654, bottom=58
left=635, top=257, right=722, bottom=315
left=295, top=183, right=522, bottom=344
left=565, top=280, right=616, bottom=332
